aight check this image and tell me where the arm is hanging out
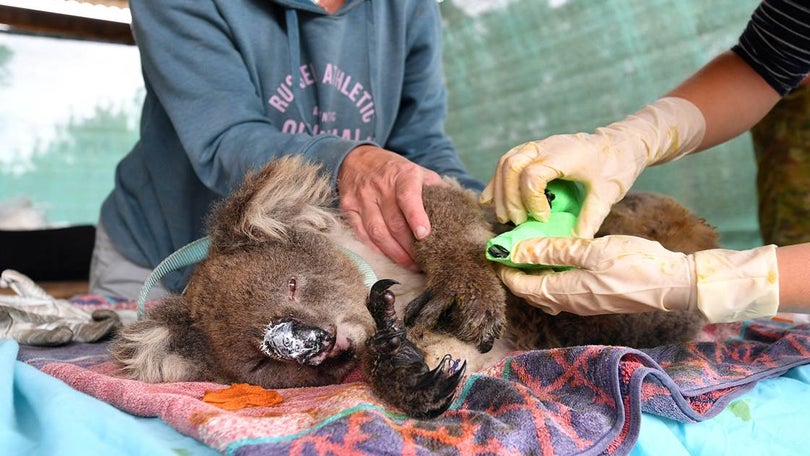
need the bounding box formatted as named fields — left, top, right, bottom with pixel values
left=499, top=236, right=802, bottom=323
left=382, top=2, right=483, bottom=192
left=667, top=51, right=781, bottom=151
left=662, top=0, right=810, bottom=149
left=338, top=146, right=446, bottom=271
left=776, top=243, right=810, bottom=314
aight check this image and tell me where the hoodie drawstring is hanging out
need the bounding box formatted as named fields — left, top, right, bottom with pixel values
left=364, top=1, right=379, bottom=141
left=285, top=9, right=315, bottom=135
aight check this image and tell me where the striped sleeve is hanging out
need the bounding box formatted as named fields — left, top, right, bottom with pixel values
left=732, top=0, right=810, bottom=95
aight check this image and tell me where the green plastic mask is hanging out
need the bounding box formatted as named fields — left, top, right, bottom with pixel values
left=485, top=180, right=584, bottom=270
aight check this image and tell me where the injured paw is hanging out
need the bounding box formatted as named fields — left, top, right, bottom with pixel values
left=364, top=279, right=467, bottom=419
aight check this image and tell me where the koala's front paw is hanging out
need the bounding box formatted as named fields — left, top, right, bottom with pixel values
left=365, top=280, right=466, bottom=419
left=403, top=266, right=506, bottom=353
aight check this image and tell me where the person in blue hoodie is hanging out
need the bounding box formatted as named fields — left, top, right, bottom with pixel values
left=89, top=0, right=484, bottom=300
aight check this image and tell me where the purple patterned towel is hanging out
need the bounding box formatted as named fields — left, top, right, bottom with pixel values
left=16, top=297, right=810, bottom=455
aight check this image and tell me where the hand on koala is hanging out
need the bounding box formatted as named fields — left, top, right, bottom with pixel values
left=338, top=145, right=449, bottom=271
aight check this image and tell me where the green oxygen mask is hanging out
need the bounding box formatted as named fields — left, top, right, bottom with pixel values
left=485, top=180, right=584, bottom=270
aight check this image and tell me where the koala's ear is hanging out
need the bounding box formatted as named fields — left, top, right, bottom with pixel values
left=209, top=156, right=339, bottom=246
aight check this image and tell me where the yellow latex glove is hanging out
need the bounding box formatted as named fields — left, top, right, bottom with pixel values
left=499, top=236, right=780, bottom=324
left=480, top=97, right=705, bottom=238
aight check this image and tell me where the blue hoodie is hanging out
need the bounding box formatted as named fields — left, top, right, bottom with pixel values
left=101, top=0, right=483, bottom=292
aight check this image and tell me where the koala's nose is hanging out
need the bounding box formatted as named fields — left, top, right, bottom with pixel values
left=261, top=318, right=335, bottom=366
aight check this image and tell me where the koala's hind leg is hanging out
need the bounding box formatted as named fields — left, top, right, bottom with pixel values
left=597, top=192, right=719, bottom=253
left=110, top=297, right=214, bottom=383
left=363, top=280, right=466, bottom=418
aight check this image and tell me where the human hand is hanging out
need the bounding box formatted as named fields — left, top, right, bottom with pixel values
left=498, top=236, right=779, bottom=323
left=1, top=269, right=121, bottom=346
left=337, top=145, right=447, bottom=270
left=480, top=97, right=706, bottom=238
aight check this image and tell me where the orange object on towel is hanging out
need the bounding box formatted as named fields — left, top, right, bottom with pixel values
left=203, top=383, right=283, bottom=410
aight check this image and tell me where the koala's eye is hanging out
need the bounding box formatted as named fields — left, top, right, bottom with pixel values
left=287, top=277, right=297, bottom=300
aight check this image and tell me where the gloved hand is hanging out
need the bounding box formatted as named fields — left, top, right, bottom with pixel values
left=498, top=236, right=780, bottom=323
left=0, top=269, right=121, bottom=346
left=480, top=97, right=706, bottom=238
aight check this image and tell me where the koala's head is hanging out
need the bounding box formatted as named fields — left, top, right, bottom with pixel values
left=181, top=157, right=375, bottom=387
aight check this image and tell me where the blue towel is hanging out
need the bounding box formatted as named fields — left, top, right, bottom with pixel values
left=0, top=339, right=216, bottom=456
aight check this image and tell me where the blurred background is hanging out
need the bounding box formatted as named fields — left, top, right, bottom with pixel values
left=0, top=0, right=761, bottom=249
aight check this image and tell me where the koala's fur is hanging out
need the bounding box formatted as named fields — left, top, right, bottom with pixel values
left=111, top=156, right=717, bottom=417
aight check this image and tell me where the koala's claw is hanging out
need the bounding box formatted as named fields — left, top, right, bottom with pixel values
left=403, top=288, right=505, bottom=354
left=261, top=318, right=335, bottom=366
left=416, top=354, right=467, bottom=396
left=402, top=290, right=431, bottom=328
left=365, top=280, right=466, bottom=419
left=367, top=279, right=400, bottom=331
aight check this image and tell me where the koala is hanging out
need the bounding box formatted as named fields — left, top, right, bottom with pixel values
left=110, top=156, right=717, bottom=418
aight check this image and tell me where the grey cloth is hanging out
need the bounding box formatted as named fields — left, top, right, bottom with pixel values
left=89, top=222, right=170, bottom=302
left=0, top=270, right=122, bottom=346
